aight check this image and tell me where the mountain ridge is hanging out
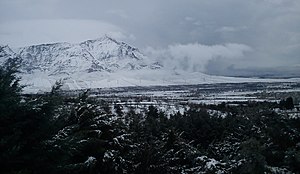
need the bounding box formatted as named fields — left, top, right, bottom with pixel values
left=15, top=35, right=161, bottom=75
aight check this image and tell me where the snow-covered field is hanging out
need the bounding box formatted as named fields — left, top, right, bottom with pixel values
left=21, top=69, right=300, bottom=93
left=61, top=81, right=300, bottom=117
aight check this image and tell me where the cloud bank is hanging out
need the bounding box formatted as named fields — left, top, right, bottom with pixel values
left=144, top=43, right=252, bottom=73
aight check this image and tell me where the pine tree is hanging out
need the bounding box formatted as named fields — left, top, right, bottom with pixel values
left=0, top=57, right=22, bottom=118
left=0, top=58, right=66, bottom=173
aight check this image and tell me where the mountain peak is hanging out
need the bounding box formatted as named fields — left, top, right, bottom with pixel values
left=101, top=35, right=118, bottom=42
left=0, top=44, right=16, bottom=64
left=80, top=35, right=119, bottom=45
left=0, top=44, right=13, bottom=51
left=0, top=44, right=15, bottom=56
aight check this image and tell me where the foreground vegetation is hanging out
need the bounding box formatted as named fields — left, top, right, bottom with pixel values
left=1, top=59, right=300, bottom=174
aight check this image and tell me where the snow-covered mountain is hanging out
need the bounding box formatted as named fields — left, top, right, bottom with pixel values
left=18, top=36, right=161, bottom=75
left=1, top=36, right=299, bottom=93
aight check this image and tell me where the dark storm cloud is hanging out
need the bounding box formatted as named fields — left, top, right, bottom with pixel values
left=0, top=0, right=299, bottom=76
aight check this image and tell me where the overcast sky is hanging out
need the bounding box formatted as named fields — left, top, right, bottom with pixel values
left=0, top=0, right=300, bottom=76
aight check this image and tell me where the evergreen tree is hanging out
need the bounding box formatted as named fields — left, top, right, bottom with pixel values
left=238, top=138, right=266, bottom=174
left=285, top=97, right=294, bottom=109
left=0, top=58, right=66, bottom=173
left=0, top=57, right=22, bottom=118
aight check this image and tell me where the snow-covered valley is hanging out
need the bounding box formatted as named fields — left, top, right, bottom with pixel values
left=61, top=82, right=300, bottom=119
